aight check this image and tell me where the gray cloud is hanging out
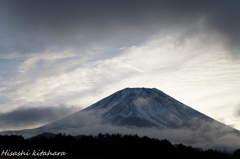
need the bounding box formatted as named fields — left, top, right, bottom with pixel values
left=75, top=122, right=240, bottom=150
left=233, top=102, right=240, bottom=117
left=42, top=115, right=240, bottom=151
left=0, top=104, right=79, bottom=131
left=2, top=109, right=240, bottom=150
left=0, top=0, right=240, bottom=57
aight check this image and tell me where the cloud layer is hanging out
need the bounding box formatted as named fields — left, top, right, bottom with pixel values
left=0, top=0, right=240, bottom=56
left=5, top=110, right=240, bottom=151
left=0, top=105, right=79, bottom=131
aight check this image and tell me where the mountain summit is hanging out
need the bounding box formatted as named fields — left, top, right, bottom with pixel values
left=83, top=87, right=212, bottom=128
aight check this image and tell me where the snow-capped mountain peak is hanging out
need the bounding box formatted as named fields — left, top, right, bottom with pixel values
left=82, top=87, right=212, bottom=128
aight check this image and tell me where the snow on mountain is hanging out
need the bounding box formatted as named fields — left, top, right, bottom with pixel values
left=82, top=87, right=213, bottom=128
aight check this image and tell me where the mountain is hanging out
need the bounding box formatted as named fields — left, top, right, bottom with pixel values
left=27, top=132, right=57, bottom=140
left=1, top=87, right=240, bottom=150
left=27, top=132, right=86, bottom=141
left=33, top=87, right=214, bottom=131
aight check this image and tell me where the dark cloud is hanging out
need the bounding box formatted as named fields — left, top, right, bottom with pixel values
left=0, top=104, right=79, bottom=131
left=0, top=0, right=240, bottom=56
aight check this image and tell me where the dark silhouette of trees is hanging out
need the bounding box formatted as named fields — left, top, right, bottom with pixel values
left=0, top=133, right=238, bottom=158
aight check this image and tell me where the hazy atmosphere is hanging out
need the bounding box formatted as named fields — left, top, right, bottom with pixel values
left=0, top=0, right=240, bottom=131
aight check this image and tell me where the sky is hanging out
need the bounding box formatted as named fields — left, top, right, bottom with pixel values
left=0, top=0, right=240, bottom=131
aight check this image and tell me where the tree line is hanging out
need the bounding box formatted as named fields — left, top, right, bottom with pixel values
left=0, top=133, right=240, bottom=159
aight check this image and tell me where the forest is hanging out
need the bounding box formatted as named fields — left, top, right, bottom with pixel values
left=0, top=133, right=240, bottom=159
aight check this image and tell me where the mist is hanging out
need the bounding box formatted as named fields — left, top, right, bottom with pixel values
left=2, top=110, right=239, bottom=151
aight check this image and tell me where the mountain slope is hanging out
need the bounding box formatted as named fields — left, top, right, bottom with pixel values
left=82, top=87, right=213, bottom=128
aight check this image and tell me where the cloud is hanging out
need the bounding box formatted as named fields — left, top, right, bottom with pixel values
left=0, top=104, right=79, bottom=131
left=233, top=102, right=240, bottom=117
left=35, top=113, right=240, bottom=150
left=133, top=97, right=150, bottom=107
left=2, top=107, right=240, bottom=150
left=0, top=0, right=239, bottom=57
left=0, top=31, right=217, bottom=111
left=74, top=123, right=240, bottom=150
